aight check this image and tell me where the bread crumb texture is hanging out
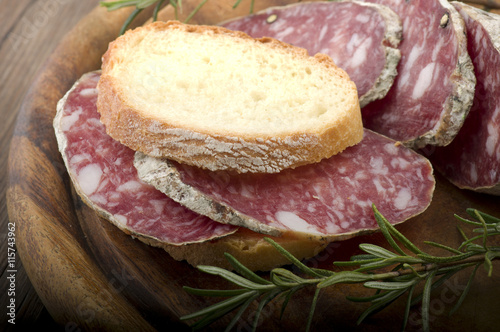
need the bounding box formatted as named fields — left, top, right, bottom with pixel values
left=98, top=21, right=363, bottom=173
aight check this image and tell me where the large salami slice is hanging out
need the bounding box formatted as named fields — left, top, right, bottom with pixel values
left=426, top=3, right=500, bottom=195
left=221, top=1, right=402, bottom=107
left=360, top=0, right=476, bottom=149
left=53, top=71, right=237, bottom=246
left=135, top=130, right=435, bottom=240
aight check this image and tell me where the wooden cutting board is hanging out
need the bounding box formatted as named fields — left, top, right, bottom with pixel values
left=7, top=1, right=500, bottom=330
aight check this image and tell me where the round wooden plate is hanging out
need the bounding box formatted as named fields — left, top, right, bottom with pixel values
left=7, top=1, right=500, bottom=330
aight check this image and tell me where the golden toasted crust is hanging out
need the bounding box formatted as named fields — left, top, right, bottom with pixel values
left=141, top=228, right=329, bottom=271
left=97, top=20, right=363, bottom=173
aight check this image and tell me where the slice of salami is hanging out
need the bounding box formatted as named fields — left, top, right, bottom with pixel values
left=360, top=0, right=476, bottom=149
left=53, top=71, right=237, bottom=246
left=135, top=130, right=435, bottom=240
left=220, top=1, right=402, bottom=108
left=426, top=3, right=500, bottom=195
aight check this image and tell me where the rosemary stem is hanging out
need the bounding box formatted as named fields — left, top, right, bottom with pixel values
left=367, top=253, right=495, bottom=281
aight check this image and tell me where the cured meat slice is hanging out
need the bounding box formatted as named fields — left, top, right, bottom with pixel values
left=135, top=130, right=435, bottom=239
left=221, top=1, right=402, bottom=107
left=360, top=0, right=476, bottom=149
left=427, top=3, right=500, bottom=195
left=53, top=71, right=237, bottom=246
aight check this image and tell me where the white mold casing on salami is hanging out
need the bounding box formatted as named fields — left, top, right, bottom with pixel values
left=220, top=1, right=402, bottom=108
left=135, top=130, right=436, bottom=240
left=361, top=0, right=476, bottom=149
left=53, top=71, right=237, bottom=246
left=427, top=3, right=500, bottom=195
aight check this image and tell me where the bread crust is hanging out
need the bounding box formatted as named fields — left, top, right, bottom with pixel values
left=97, top=20, right=363, bottom=173
left=147, top=228, right=329, bottom=271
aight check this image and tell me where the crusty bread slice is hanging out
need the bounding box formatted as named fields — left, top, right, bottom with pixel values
left=97, top=20, right=363, bottom=173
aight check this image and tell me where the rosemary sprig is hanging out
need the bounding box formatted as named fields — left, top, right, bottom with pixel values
left=101, top=0, right=256, bottom=35
left=101, top=0, right=169, bottom=35
left=181, top=206, right=499, bottom=331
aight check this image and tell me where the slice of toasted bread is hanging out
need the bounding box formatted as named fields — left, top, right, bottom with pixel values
left=97, top=20, right=363, bottom=173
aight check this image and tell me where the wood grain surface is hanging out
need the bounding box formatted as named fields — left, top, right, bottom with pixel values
left=2, top=0, right=500, bottom=331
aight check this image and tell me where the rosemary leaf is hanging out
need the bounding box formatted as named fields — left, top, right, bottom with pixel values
left=306, top=288, right=321, bottom=332
left=270, top=271, right=301, bottom=288
left=181, top=290, right=257, bottom=322
left=449, top=263, right=480, bottom=316
left=402, top=263, right=427, bottom=278
left=346, top=291, right=389, bottom=303
left=354, top=255, right=423, bottom=272
left=225, top=291, right=261, bottom=332
left=402, top=284, right=416, bottom=331
left=309, top=267, right=336, bottom=277
left=356, top=288, right=407, bottom=325
left=454, top=213, right=483, bottom=227
left=318, top=271, right=373, bottom=288
left=252, top=288, right=283, bottom=331
left=467, top=208, right=500, bottom=224
left=350, top=254, right=379, bottom=261
left=232, top=0, right=244, bottom=9
left=364, top=279, right=420, bottom=291
left=359, top=243, right=399, bottom=258
left=279, top=285, right=306, bottom=319
left=184, top=0, right=208, bottom=23
left=410, top=268, right=460, bottom=306
left=456, top=225, right=469, bottom=241
left=373, top=205, right=407, bottom=255
left=473, top=227, right=500, bottom=234
left=119, top=8, right=143, bottom=35
left=265, top=238, right=325, bottom=278
left=476, top=210, right=490, bottom=249
left=423, top=240, right=463, bottom=255
left=272, top=268, right=321, bottom=285
left=421, top=270, right=437, bottom=332
left=459, top=234, right=490, bottom=251
left=484, top=251, right=495, bottom=276
left=334, top=257, right=383, bottom=267
left=101, top=0, right=138, bottom=11
left=373, top=205, right=425, bottom=255
left=183, top=287, right=249, bottom=297
left=137, top=0, right=160, bottom=8
left=152, top=0, right=165, bottom=21
left=224, top=253, right=272, bottom=285
left=197, top=265, right=275, bottom=291
left=417, top=251, right=476, bottom=264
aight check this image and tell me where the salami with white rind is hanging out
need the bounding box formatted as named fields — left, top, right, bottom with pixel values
left=221, top=1, right=402, bottom=108
left=360, top=0, right=476, bottom=149
left=135, top=130, right=435, bottom=240
left=53, top=71, right=238, bottom=246
left=428, top=3, right=500, bottom=195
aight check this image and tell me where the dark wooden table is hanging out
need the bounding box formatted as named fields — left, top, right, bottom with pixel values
left=2, top=0, right=500, bottom=330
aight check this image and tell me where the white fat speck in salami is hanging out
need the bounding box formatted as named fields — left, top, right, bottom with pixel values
left=135, top=130, right=435, bottom=239
left=427, top=3, right=500, bottom=195
left=221, top=1, right=402, bottom=107
left=77, top=164, right=103, bottom=195
left=53, top=71, right=237, bottom=245
left=360, top=0, right=476, bottom=148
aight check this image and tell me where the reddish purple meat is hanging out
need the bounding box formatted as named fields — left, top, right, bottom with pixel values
left=54, top=71, right=237, bottom=245
left=221, top=1, right=402, bottom=107
left=140, top=130, right=435, bottom=238
left=428, top=3, right=500, bottom=195
left=361, top=0, right=475, bottom=148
